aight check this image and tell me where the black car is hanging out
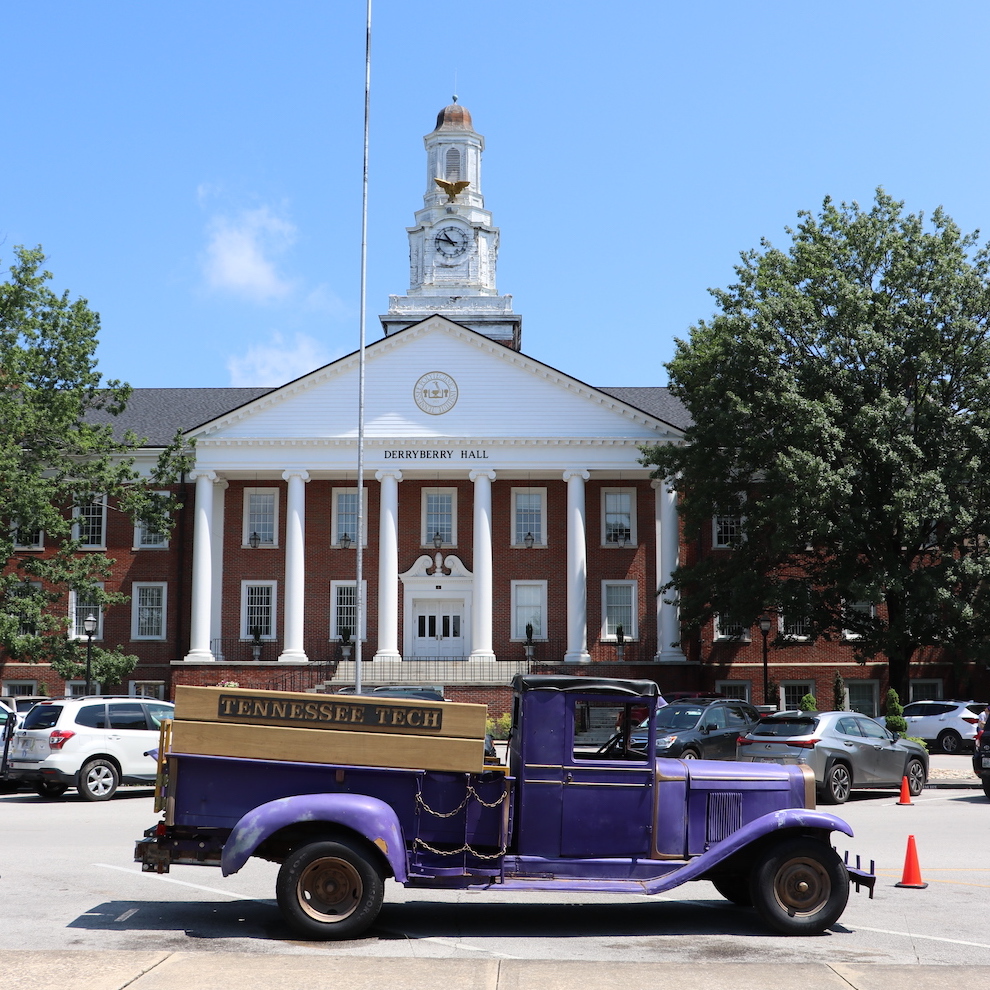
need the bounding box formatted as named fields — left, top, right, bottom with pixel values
left=628, top=697, right=762, bottom=760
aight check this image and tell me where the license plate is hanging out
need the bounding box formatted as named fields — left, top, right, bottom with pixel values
left=982, top=757, right=990, bottom=769
left=755, top=757, right=782, bottom=763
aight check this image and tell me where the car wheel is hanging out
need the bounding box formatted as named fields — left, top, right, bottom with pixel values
left=982, top=778, right=990, bottom=801
left=276, top=837, right=384, bottom=940
left=906, top=758, right=926, bottom=796
left=750, top=837, right=849, bottom=935
left=33, top=781, right=68, bottom=798
left=937, top=730, right=962, bottom=754
left=712, top=876, right=753, bottom=906
left=821, top=763, right=851, bottom=804
left=78, top=759, right=119, bottom=801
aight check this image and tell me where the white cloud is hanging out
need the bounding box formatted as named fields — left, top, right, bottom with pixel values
left=202, top=206, right=297, bottom=302
left=226, top=331, right=340, bottom=387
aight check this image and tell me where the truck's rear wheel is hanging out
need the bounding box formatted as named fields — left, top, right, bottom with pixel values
left=276, top=838, right=384, bottom=940
left=750, top=837, right=849, bottom=935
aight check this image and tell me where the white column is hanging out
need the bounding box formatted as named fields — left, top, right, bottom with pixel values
left=375, top=469, right=402, bottom=659
left=209, top=480, right=228, bottom=658
left=654, top=477, right=686, bottom=661
left=278, top=469, right=310, bottom=663
left=563, top=469, right=591, bottom=663
left=184, top=470, right=218, bottom=661
left=469, top=469, right=496, bottom=661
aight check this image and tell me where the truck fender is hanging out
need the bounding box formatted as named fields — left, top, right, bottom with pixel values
left=220, top=792, right=408, bottom=881
left=643, top=808, right=853, bottom=894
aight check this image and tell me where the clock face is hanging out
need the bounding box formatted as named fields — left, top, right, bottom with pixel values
left=434, top=226, right=469, bottom=258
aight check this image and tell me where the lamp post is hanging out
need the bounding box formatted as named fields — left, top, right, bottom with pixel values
left=524, top=531, right=535, bottom=549
left=758, top=614, right=772, bottom=708
left=338, top=532, right=352, bottom=550
left=248, top=531, right=261, bottom=549
left=433, top=532, right=443, bottom=551
left=83, top=614, right=97, bottom=696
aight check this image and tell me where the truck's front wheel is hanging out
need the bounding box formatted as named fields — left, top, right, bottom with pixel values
left=276, top=838, right=384, bottom=940
left=750, top=837, right=849, bottom=935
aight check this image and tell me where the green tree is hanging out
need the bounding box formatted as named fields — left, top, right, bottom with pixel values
left=643, top=190, right=990, bottom=701
left=832, top=672, right=846, bottom=712
left=883, top=688, right=907, bottom=736
left=0, top=246, right=190, bottom=684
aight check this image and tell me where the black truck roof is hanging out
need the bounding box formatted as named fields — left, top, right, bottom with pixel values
left=511, top=674, right=660, bottom=697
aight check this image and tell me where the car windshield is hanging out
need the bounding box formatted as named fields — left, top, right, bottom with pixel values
left=649, top=705, right=705, bottom=730
left=749, top=717, right=818, bottom=737
left=22, top=705, right=62, bottom=730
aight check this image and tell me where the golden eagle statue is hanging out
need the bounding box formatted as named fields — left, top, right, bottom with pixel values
left=434, top=178, right=470, bottom=202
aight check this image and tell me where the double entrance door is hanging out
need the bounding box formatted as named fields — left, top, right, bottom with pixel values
left=412, top=599, right=465, bottom=658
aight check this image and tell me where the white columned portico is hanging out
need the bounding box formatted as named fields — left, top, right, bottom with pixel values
left=185, top=470, right=219, bottom=661
left=375, top=469, right=402, bottom=659
left=469, top=468, right=496, bottom=661
left=563, top=469, right=591, bottom=663
left=654, top=478, right=686, bottom=661
left=278, top=469, right=310, bottom=663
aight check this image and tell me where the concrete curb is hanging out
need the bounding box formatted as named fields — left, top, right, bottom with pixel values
left=0, top=953, right=977, bottom=990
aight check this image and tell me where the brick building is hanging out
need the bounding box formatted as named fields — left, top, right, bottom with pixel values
left=1, top=103, right=975, bottom=716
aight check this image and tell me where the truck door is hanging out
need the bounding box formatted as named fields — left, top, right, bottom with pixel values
left=560, top=698, right=654, bottom=859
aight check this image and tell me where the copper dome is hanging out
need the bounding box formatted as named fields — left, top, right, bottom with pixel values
left=434, top=103, right=473, bottom=130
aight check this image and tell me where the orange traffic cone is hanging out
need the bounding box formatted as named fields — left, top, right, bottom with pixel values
left=895, top=834, right=928, bottom=889
left=897, top=775, right=913, bottom=805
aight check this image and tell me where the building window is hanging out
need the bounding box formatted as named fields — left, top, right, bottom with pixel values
left=715, top=680, right=751, bottom=701
left=12, top=526, right=43, bottom=550
left=73, top=495, right=106, bottom=549
left=781, top=583, right=812, bottom=640
left=131, top=681, right=166, bottom=700
left=511, top=488, right=546, bottom=546
left=9, top=581, right=40, bottom=636
left=131, top=583, right=167, bottom=640
left=602, top=581, right=637, bottom=640
left=846, top=680, right=879, bottom=717
left=910, top=679, right=943, bottom=702
left=842, top=601, right=875, bottom=640
left=713, top=511, right=744, bottom=549
left=243, top=488, right=278, bottom=547
left=511, top=581, right=547, bottom=640
left=134, top=491, right=169, bottom=548
left=781, top=681, right=815, bottom=710
left=602, top=489, right=636, bottom=546
left=70, top=587, right=104, bottom=640
left=422, top=488, right=457, bottom=546
left=329, top=581, right=367, bottom=641
left=714, top=613, right=750, bottom=641
left=2, top=680, right=38, bottom=696
left=332, top=487, right=367, bottom=547
left=241, top=581, right=276, bottom=639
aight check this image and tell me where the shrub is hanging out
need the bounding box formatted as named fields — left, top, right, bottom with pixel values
left=799, top=693, right=817, bottom=712
left=883, top=688, right=907, bottom=735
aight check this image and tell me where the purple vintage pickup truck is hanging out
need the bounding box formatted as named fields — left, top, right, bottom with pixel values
left=135, top=674, right=874, bottom=938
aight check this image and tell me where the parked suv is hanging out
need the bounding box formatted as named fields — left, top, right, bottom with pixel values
left=6, top=696, right=174, bottom=800
left=878, top=700, right=984, bottom=753
left=626, top=697, right=762, bottom=760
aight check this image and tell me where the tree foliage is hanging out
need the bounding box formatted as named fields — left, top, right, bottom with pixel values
left=0, top=246, right=190, bottom=684
left=643, top=190, right=990, bottom=699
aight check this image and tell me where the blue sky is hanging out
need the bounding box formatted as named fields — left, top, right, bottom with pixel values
left=4, top=1, right=990, bottom=390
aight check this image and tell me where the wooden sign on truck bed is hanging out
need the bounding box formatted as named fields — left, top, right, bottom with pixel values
left=170, top=685, right=488, bottom=773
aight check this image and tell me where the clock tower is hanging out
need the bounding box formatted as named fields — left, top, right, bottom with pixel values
left=381, top=101, right=521, bottom=349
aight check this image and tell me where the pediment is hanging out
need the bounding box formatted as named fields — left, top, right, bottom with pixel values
left=188, top=317, right=680, bottom=446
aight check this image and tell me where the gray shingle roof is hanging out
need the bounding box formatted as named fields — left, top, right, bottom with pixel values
left=596, top=387, right=691, bottom=431
left=85, top=388, right=274, bottom=445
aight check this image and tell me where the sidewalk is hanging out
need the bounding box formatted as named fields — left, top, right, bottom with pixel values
left=0, top=953, right=976, bottom=990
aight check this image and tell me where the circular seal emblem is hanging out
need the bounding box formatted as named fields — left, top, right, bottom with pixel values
left=414, top=371, right=459, bottom=415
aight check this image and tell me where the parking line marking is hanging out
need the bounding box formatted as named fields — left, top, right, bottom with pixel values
left=95, top=863, right=272, bottom=903
left=853, top=925, right=990, bottom=949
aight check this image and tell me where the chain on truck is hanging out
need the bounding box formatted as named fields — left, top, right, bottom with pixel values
left=135, top=675, right=875, bottom=938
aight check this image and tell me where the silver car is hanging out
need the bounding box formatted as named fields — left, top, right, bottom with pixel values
left=737, top=710, right=928, bottom=804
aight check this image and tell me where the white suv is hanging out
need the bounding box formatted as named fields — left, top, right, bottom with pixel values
left=886, top=700, right=985, bottom=753
left=6, top=696, right=173, bottom=800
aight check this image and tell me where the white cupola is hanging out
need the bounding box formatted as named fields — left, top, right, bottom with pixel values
left=381, top=101, right=521, bottom=349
